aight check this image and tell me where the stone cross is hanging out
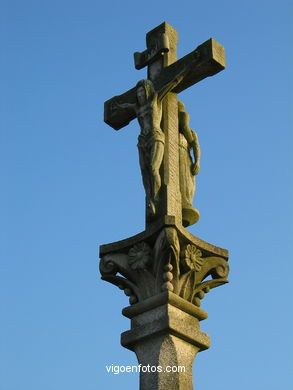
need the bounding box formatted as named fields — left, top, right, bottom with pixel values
left=104, top=22, right=225, bottom=227
left=100, top=22, right=229, bottom=390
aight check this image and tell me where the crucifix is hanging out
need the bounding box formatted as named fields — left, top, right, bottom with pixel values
left=100, top=22, right=229, bottom=390
left=104, top=22, right=225, bottom=227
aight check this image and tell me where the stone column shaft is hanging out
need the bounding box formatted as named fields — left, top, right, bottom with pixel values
left=121, top=292, right=210, bottom=390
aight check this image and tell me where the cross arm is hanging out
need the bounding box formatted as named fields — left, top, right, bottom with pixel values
left=104, top=87, right=137, bottom=130
left=104, top=38, right=225, bottom=131
left=155, top=38, right=225, bottom=94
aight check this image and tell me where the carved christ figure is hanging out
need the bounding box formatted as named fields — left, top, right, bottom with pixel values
left=178, top=100, right=201, bottom=226
left=113, top=73, right=185, bottom=220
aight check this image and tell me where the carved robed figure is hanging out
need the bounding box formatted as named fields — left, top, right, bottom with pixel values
left=178, top=100, right=201, bottom=226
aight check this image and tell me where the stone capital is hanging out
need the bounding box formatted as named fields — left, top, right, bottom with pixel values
left=99, top=218, right=229, bottom=309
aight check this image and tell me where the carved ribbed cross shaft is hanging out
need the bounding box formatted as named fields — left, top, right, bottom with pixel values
left=104, top=22, right=225, bottom=228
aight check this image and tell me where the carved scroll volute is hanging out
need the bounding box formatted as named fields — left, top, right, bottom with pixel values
left=100, top=243, right=156, bottom=305
left=100, top=230, right=229, bottom=308
left=100, top=253, right=142, bottom=304
left=195, top=255, right=230, bottom=283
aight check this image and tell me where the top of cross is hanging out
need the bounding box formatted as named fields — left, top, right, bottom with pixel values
left=104, top=22, right=225, bottom=131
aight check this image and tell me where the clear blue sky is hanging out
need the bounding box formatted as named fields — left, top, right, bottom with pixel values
left=1, top=0, right=292, bottom=389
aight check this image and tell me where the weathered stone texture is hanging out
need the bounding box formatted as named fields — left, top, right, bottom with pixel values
left=100, top=22, right=228, bottom=390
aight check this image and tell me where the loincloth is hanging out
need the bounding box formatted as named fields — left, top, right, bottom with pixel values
left=137, top=128, right=165, bottom=150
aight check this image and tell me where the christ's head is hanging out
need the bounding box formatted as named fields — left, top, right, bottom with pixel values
left=136, top=79, right=155, bottom=105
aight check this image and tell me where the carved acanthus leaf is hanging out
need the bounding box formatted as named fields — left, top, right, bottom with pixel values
left=178, top=270, right=196, bottom=301
left=175, top=246, right=229, bottom=306
left=99, top=229, right=229, bottom=307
